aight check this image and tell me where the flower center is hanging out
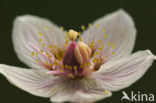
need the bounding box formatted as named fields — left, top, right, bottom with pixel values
left=29, top=25, right=116, bottom=79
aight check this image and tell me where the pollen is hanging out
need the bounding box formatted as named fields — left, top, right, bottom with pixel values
left=60, top=69, right=63, bottom=72
left=44, top=26, right=48, bottom=30
left=31, top=52, right=34, bottom=57
left=74, top=66, right=77, bottom=70
left=108, top=42, right=111, bottom=46
left=60, top=26, right=64, bottom=31
left=112, top=44, right=115, bottom=49
left=48, top=45, right=52, bottom=48
left=38, top=38, right=42, bottom=42
left=104, top=90, right=110, bottom=95
left=38, top=32, right=42, bottom=36
left=96, top=24, right=100, bottom=28
left=36, top=59, right=39, bottom=63
left=40, top=50, right=43, bottom=53
left=41, top=43, right=45, bottom=47
left=88, top=23, right=92, bottom=28
left=81, top=25, right=85, bottom=30
left=103, top=57, right=106, bottom=60
left=101, top=44, right=104, bottom=47
left=36, top=52, right=38, bottom=55
left=112, top=52, right=115, bottom=55
left=98, top=40, right=102, bottom=43
left=103, top=28, right=106, bottom=32
left=79, top=37, right=83, bottom=41
left=51, top=27, right=55, bottom=31
left=68, top=73, right=73, bottom=77
left=104, top=34, right=107, bottom=38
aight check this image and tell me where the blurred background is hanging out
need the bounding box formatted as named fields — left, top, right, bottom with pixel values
left=0, top=0, right=156, bottom=103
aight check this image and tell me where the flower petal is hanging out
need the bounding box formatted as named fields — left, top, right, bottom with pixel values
left=93, top=50, right=156, bottom=91
left=0, top=64, right=60, bottom=97
left=50, top=77, right=112, bottom=103
left=12, top=15, right=65, bottom=69
left=82, top=9, right=136, bottom=61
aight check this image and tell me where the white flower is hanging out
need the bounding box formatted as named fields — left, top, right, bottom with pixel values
left=0, top=9, right=156, bottom=103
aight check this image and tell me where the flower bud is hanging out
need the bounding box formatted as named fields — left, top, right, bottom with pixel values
left=68, top=29, right=78, bottom=41
left=74, top=42, right=91, bottom=65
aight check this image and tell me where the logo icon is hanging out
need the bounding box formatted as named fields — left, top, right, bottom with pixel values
left=121, top=91, right=130, bottom=101
left=121, top=91, right=155, bottom=102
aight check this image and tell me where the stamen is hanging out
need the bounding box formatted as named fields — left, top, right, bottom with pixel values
left=68, top=30, right=78, bottom=41
left=81, top=25, right=85, bottom=30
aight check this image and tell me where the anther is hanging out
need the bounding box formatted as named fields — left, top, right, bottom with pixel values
left=68, top=30, right=78, bottom=41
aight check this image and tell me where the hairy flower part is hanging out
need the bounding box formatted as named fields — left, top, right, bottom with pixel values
left=0, top=9, right=156, bottom=103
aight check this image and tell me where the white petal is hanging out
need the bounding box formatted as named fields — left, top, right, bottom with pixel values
left=93, top=50, right=156, bottom=91
left=82, top=9, right=136, bottom=61
left=12, top=15, right=65, bottom=69
left=50, top=77, right=112, bottom=103
left=0, top=64, right=59, bottom=97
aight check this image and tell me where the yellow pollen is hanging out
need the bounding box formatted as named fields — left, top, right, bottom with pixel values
left=108, top=42, right=111, bottom=46
left=87, top=62, right=91, bottom=66
left=78, top=32, right=81, bottom=36
left=112, top=52, right=115, bottom=55
left=88, top=23, right=92, bottom=28
left=65, top=36, right=68, bottom=40
left=41, top=43, right=45, bottom=47
left=36, top=59, right=39, bottom=63
left=79, top=37, right=83, bottom=41
left=45, top=61, right=49, bottom=65
left=40, top=50, right=43, bottom=53
left=81, top=26, right=85, bottom=30
left=65, top=43, right=68, bottom=47
left=66, top=40, right=70, bottom=43
left=53, top=45, right=57, bottom=49
left=65, top=32, right=68, bottom=35
left=98, top=40, right=102, bottom=43
left=68, top=73, right=73, bottom=77
left=103, top=57, right=106, bottom=60
left=103, top=28, right=106, bottom=32
left=51, top=27, right=55, bottom=31
left=65, top=65, right=68, bottom=69
left=91, top=41, right=95, bottom=45
left=48, top=45, right=52, bottom=48
left=49, top=63, right=53, bottom=67
left=38, top=32, right=42, bottom=36
left=93, top=58, right=98, bottom=63
left=101, top=44, right=104, bottom=47
left=36, top=52, right=38, bottom=55
left=74, top=66, right=77, bottom=70
left=96, top=52, right=99, bottom=55
left=97, top=60, right=101, bottom=64
left=112, top=44, right=115, bottom=49
left=49, top=55, right=52, bottom=58
left=104, top=90, right=110, bottom=95
left=98, top=48, right=102, bottom=51
left=60, top=26, right=64, bottom=31
left=104, top=34, right=107, bottom=38
left=38, top=38, right=42, bottom=42
left=44, top=26, right=48, bottom=30
left=61, top=65, right=64, bottom=68
left=31, top=52, right=34, bottom=57
left=80, top=65, right=83, bottom=68
left=69, top=66, right=72, bottom=70
left=60, top=69, right=63, bottom=72
left=84, top=67, right=88, bottom=70
left=46, top=53, right=49, bottom=56
left=96, top=24, right=100, bottom=28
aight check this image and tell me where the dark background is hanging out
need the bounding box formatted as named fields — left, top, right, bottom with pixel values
left=0, top=0, right=156, bottom=103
